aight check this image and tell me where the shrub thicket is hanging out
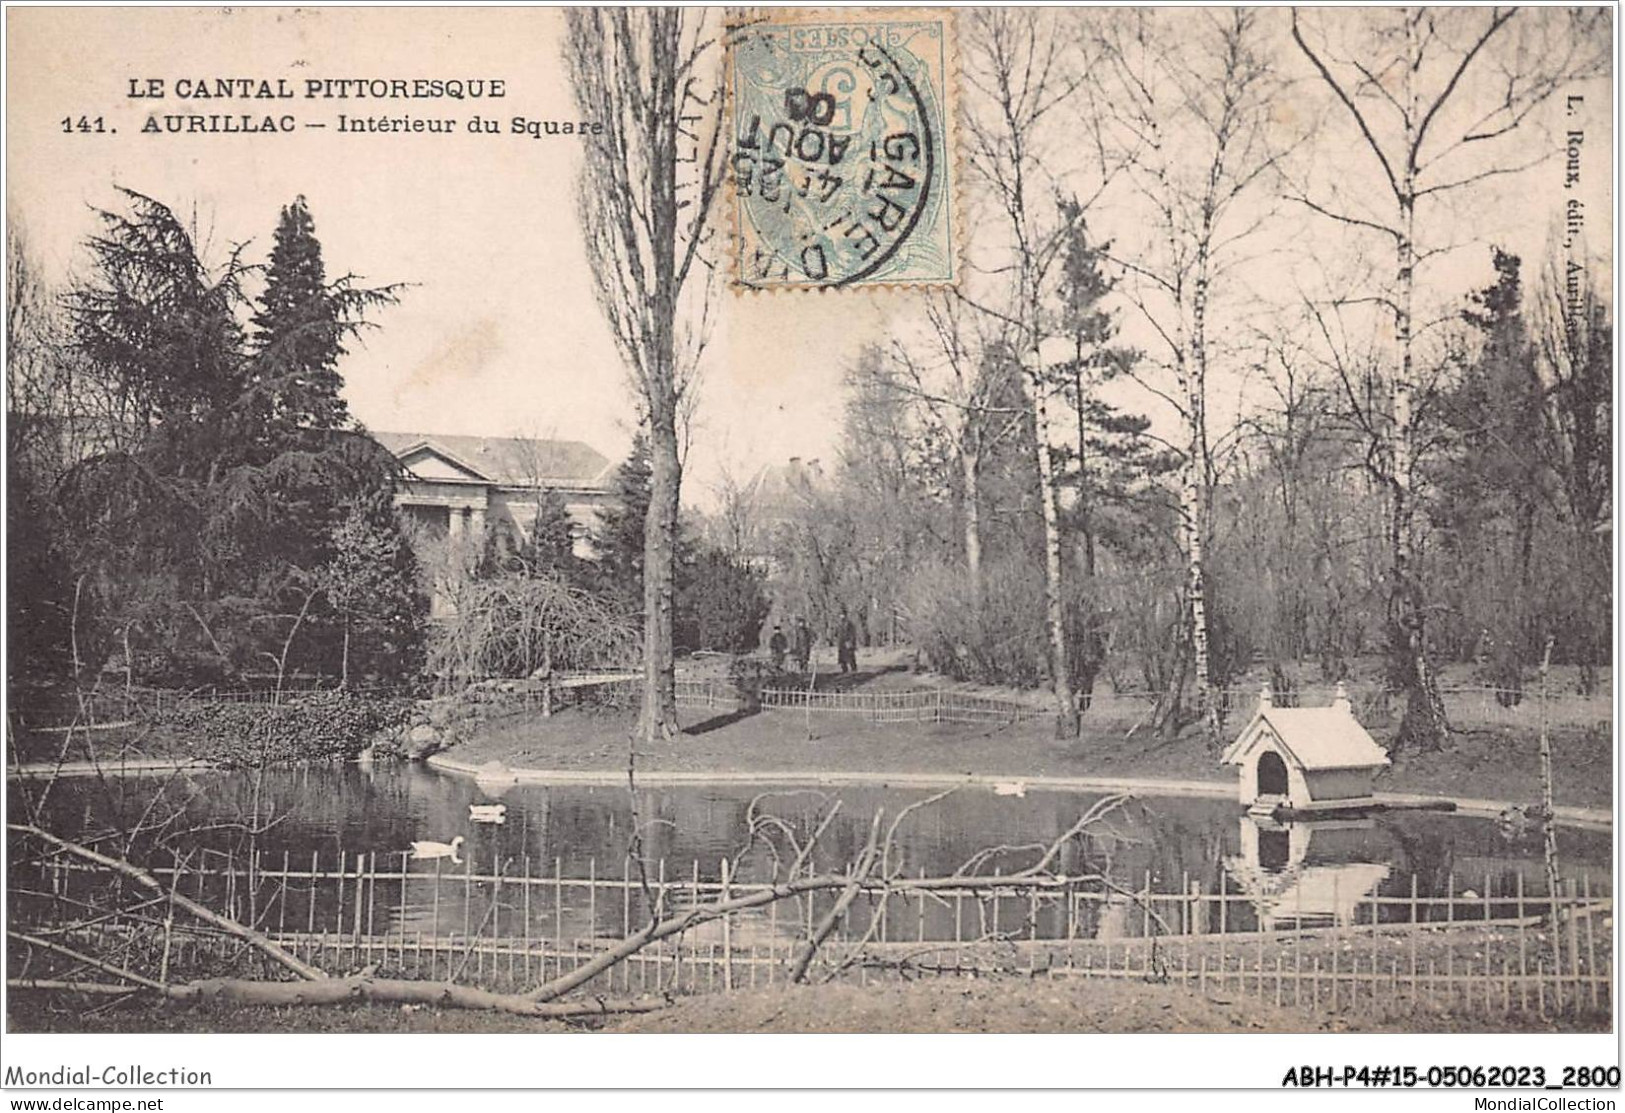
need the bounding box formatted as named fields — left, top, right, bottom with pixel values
left=154, top=690, right=412, bottom=766
left=905, top=557, right=1104, bottom=693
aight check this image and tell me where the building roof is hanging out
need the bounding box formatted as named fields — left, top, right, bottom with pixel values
left=743, top=457, right=827, bottom=513
left=1220, top=701, right=1391, bottom=772
left=372, top=431, right=614, bottom=490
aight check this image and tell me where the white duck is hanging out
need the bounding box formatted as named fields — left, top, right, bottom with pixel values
left=409, top=835, right=465, bottom=864
left=469, top=803, right=507, bottom=825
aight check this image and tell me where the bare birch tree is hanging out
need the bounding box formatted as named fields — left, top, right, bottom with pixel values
left=1289, top=5, right=1607, bottom=751
left=564, top=9, right=728, bottom=743
left=1096, top=9, right=1288, bottom=743
left=961, top=8, right=1102, bottom=738
left=881, top=294, right=1023, bottom=607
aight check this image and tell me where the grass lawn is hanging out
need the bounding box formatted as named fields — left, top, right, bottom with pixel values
left=448, top=676, right=1612, bottom=811
left=10, top=659, right=1611, bottom=811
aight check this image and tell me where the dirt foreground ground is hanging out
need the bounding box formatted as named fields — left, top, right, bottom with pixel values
left=10, top=968, right=1595, bottom=1036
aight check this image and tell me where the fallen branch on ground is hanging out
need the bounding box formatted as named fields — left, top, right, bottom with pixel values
left=10, top=823, right=324, bottom=981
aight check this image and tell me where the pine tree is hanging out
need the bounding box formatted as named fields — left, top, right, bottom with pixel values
left=524, top=488, right=581, bottom=577
left=592, top=434, right=654, bottom=607
left=61, top=189, right=404, bottom=684
left=317, top=498, right=425, bottom=684
left=1435, top=249, right=1544, bottom=690
left=251, top=196, right=347, bottom=433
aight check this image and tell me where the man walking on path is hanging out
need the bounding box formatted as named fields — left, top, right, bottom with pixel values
left=792, top=616, right=812, bottom=673
left=768, top=623, right=787, bottom=670
left=838, top=611, right=859, bottom=674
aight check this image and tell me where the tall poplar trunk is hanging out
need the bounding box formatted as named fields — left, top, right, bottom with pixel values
left=642, top=417, right=681, bottom=741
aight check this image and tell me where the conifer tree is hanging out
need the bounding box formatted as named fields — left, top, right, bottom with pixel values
left=251, top=196, right=348, bottom=434
left=592, top=434, right=653, bottom=608
left=523, top=488, right=581, bottom=578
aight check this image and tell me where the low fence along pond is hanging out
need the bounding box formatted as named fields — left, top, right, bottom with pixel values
left=11, top=834, right=1612, bottom=1021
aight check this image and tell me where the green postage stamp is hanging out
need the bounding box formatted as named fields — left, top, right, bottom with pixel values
left=728, top=8, right=957, bottom=291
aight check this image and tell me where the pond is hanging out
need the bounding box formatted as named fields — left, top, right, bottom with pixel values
left=8, top=763, right=1612, bottom=947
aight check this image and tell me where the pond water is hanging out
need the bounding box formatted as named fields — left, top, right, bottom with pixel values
left=9, top=763, right=1611, bottom=946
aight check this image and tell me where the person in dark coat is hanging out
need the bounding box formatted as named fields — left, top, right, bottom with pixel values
left=838, top=611, right=859, bottom=674
left=792, top=616, right=812, bottom=672
left=768, top=623, right=787, bottom=670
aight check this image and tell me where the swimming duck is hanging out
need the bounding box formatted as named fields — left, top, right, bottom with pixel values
left=469, top=803, right=507, bottom=824
left=409, top=835, right=465, bottom=863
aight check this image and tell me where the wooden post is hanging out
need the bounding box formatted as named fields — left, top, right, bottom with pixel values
left=1517, top=870, right=1528, bottom=1010
left=555, top=856, right=564, bottom=958
left=491, top=848, right=502, bottom=975
left=1409, top=874, right=1419, bottom=992
left=1583, top=874, right=1598, bottom=1009
left=988, top=866, right=1002, bottom=944
left=523, top=856, right=532, bottom=985
left=397, top=851, right=409, bottom=969
left=1331, top=929, right=1339, bottom=1012
left=1550, top=871, right=1565, bottom=1013
left=431, top=855, right=442, bottom=944
left=721, top=857, right=733, bottom=992
left=1369, top=892, right=1378, bottom=989
left=1566, top=877, right=1581, bottom=1012
left=462, top=850, right=473, bottom=947
left=352, top=854, right=365, bottom=963
left=588, top=857, right=597, bottom=940
left=366, top=852, right=377, bottom=943
left=279, top=850, right=290, bottom=938
left=918, top=866, right=928, bottom=943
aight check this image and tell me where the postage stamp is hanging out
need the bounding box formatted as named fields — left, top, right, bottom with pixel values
left=728, top=8, right=957, bottom=291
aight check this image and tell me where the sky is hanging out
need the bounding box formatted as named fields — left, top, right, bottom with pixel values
left=6, top=6, right=890, bottom=504
left=6, top=6, right=1613, bottom=507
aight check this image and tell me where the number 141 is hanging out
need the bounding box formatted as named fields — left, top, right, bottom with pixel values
left=61, top=116, right=107, bottom=133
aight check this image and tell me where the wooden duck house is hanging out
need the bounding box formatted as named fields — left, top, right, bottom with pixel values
left=1220, top=682, right=1390, bottom=814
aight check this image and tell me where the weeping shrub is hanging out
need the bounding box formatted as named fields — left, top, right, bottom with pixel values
left=425, top=573, right=637, bottom=691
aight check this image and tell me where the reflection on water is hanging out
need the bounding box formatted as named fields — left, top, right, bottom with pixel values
left=8, top=763, right=1611, bottom=945
left=1226, top=817, right=1391, bottom=929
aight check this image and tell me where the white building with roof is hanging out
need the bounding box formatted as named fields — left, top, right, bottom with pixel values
left=374, top=431, right=618, bottom=556
left=1219, top=682, right=1390, bottom=812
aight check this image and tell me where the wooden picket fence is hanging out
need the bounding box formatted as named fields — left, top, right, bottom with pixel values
left=12, top=844, right=1612, bottom=1022
left=11, top=673, right=1609, bottom=733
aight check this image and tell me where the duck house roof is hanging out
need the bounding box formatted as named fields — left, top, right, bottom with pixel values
left=1221, top=704, right=1390, bottom=772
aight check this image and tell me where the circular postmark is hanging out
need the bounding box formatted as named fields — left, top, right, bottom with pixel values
left=732, top=28, right=939, bottom=288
